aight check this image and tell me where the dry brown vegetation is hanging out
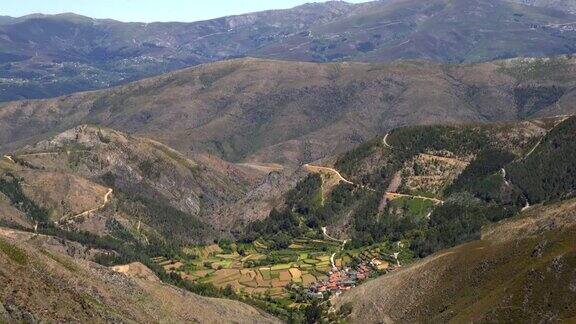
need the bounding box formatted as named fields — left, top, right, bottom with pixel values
left=1, top=58, right=576, bottom=166
left=400, top=153, right=470, bottom=198
left=0, top=125, right=268, bottom=243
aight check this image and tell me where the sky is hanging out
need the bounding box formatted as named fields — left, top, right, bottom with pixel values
left=1, top=0, right=369, bottom=23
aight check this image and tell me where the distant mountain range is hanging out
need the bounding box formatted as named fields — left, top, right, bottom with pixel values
left=1, top=0, right=576, bottom=102
left=508, top=0, right=576, bottom=13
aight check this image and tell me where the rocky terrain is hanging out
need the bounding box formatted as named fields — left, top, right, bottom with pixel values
left=509, top=0, right=576, bottom=12
left=1, top=1, right=576, bottom=319
left=2, top=0, right=576, bottom=101
left=0, top=125, right=269, bottom=244
left=1, top=114, right=574, bottom=322
left=1, top=56, right=576, bottom=166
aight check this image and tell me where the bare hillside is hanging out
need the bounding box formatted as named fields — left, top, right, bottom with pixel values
left=1, top=57, right=576, bottom=165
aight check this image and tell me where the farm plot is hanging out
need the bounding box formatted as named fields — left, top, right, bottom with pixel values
left=156, top=238, right=346, bottom=298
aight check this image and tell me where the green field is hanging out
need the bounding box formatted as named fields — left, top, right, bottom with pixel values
left=156, top=236, right=414, bottom=302
left=389, top=196, right=434, bottom=219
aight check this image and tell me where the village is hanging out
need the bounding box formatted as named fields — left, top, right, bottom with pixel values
left=154, top=237, right=410, bottom=304
left=306, top=252, right=401, bottom=298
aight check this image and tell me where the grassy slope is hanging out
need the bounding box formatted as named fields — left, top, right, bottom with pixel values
left=0, top=228, right=279, bottom=323
left=335, top=198, right=576, bottom=322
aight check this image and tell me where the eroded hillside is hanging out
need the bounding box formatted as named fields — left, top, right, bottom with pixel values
left=0, top=125, right=263, bottom=244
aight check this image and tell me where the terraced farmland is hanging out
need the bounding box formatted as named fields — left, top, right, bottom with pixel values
left=154, top=236, right=415, bottom=304
left=156, top=239, right=345, bottom=298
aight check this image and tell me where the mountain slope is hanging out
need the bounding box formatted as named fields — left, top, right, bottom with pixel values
left=257, top=0, right=576, bottom=63
left=507, top=0, right=576, bottom=13
left=0, top=2, right=355, bottom=102
left=2, top=0, right=576, bottom=101
left=0, top=125, right=262, bottom=244
left=507, top=115, right=576, bottom=203
left=0, top=227, right=279, bottom=323
left=334, top=197, right=576, bottom=322
left=1, top=57, right=576, bottom=166
left=240, top=116, right=574, bottom=250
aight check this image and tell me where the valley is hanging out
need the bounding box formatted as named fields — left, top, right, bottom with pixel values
left=1, top=1, right=576, bottom=320
left=1, top=111, right=574, bottom=321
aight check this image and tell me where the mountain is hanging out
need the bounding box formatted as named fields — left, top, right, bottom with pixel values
left=241, top=115, right=575, bottom=248
left=508, top=0, right=576, bottom=13
left=334, top=197, right=576, bottom=322
left=256, top=0, right=576, bottom=63
left=0, top=2, right=355, bottom=102
left=2, top=56, right=576, bottom=167
left=238, top=115, right=575, bottom=320
left=0, top=125, right=266, bottom=244
left=2, top=0, right=576, bottom=102
left=2, top=115, right=574, bottom=322
left=0, top=227, right=279, bottom=322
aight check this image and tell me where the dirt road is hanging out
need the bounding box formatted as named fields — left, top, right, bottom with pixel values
left=60, top=188, right=113, bottom=223
left=3, top=155, right=15, bottom=163
left=322, top=227, right=348, bottom=269
left=379, top=171, right=402, bottom=212
left=238, top=162, right=284, bottom=173
left=383, top=133, right=392, bottom=148
left=304, top=164, right=354, bottom=185
left=385, top=192, right=443, bottom=204
left=305, top=164, right=442, bottom=203
left=521, top=115, right=570, bottom=161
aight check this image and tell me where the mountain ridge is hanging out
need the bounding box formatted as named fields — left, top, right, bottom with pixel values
left=2, top=0, right=576, bottom=102
left=2, top=56, right=575, bottom=166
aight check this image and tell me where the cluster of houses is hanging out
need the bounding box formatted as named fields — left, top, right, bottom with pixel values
left=307, top=257, right=398, bottom=298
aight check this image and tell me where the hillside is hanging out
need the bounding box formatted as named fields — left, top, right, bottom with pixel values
left=507, top=115, right=576, bottom=203
left=2, top=116, right=574, bottom=322
left=334, top=197, right=576, bottom=322
left=2, top=0, right=576, bottom=101
left=0, top=125, right=263, bottom=244
left=240, top=116, right=574, bottom=252
left=508, top=0, right=576, bottom=13
left=0, top=227, right=279, bottom=323
left=2, top=57, right=576, bottom=166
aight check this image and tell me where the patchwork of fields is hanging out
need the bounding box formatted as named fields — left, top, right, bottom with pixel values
left=154, top=237, right=413, bottom=299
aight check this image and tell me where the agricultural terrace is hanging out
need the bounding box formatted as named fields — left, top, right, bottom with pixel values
left=153, top=237, right=413, bottom=301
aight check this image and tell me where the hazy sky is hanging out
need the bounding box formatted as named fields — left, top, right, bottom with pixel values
left=1, top=0, right=369, bottom=23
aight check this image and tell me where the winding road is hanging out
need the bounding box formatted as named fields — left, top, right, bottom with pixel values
left=519, top=115, right=570, bottom=162
left=322, top=227, right=348, bottom=269
left=500, top=116, right=572, bottom=212
left=304, top=163, right=443, bottom=204
left=60, top=188, right=113, bottom=223
left=383, top=133, right=392, bottom=148
left=304, top=164, right=354, bottom=185
left=3, top=155, right=15, bottom=164
left=385, top=192, right=443, bottom=204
